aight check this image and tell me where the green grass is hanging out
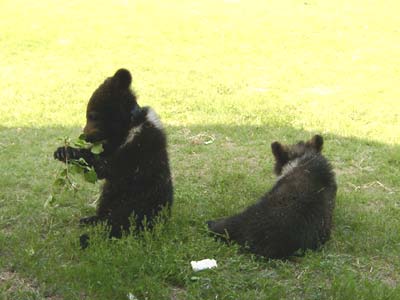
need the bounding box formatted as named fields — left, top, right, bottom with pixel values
left=1, top=0, right=400, bottom=299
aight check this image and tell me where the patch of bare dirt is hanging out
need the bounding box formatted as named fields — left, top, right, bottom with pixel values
left=0, top=270, right=63, bottom=299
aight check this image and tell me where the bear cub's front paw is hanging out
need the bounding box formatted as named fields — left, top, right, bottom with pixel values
left=53, top=146, right=82, bottom=162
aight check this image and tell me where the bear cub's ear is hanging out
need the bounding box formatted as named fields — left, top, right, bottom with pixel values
left=271, top=141, right=288, bottom=163
left=113, top=68, right=132, bottom=89
left=308, top=134, right=323, bottom=152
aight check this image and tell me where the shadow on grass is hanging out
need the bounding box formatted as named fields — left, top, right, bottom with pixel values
left=0, top=122, right=399, bottom=234
left=0, top=124, right=399, bottom=299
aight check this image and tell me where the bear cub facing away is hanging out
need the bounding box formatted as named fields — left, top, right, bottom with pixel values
left=207, top=135, right=337, bottom=259
left=54, top=69, right=173, bottom=246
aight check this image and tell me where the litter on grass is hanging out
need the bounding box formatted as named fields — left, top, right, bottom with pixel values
left=191, top=259, right=218, bottom=272
left=127, top=293, right=138, bottom=300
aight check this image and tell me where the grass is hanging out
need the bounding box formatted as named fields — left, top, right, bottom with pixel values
left=1, top=0, right=400, bottom=299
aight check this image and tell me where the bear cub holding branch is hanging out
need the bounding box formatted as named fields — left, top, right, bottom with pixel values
left=54, top=69, right=173, bottom=247
left=207, top=135, right=337, bottom=259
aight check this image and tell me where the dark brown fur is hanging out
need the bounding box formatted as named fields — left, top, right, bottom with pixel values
left=54, top=69, right=173, bottom=247
left=207, top=135, right=337, bottom=259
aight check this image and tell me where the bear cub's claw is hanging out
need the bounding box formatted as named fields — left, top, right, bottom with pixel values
left=53, top=146, right=81, bottom=162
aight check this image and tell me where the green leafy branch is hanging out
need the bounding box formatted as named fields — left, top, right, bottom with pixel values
left=46, top=135, right=104, bottom=207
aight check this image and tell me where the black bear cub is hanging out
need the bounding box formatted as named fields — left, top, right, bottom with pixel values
left=54, top=69, right=173, bottom=246
left=207, top=135, right=337, bottom=259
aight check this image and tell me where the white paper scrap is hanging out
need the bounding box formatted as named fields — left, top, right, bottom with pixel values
left=127, top=293, right=138, bottom=300
left=191, top=259, right=218, bottom=272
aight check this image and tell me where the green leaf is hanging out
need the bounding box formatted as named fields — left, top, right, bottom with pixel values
left=74, top=140, right=86, bottom=148
left=70, top=164, right=84, bottom=174
left=44, top=194, right=56, bottom=207
left=73, top=136, right=92, bottom=149
left=91, top=143, right=104, bottom=154
left=53, top=177, right=66, bottom=187
left=84, top=168, right=98, bottom=183
left=78, top=158, right=89, bottom=166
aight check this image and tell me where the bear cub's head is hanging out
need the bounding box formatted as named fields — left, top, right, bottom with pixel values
left=271, top=135, right=323, bottom=175
left=83, top=69, right=138, bottom=145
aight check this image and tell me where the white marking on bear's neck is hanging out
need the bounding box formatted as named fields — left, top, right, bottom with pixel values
left=276, top=157, right=302, bottom=182
left=146, top=108, right=163, bottom=130
left=121, top=124, right=142, bottom=148
left=276, top=152, right=316, bottom=182
left=281, top=158, right=301, bottom=176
